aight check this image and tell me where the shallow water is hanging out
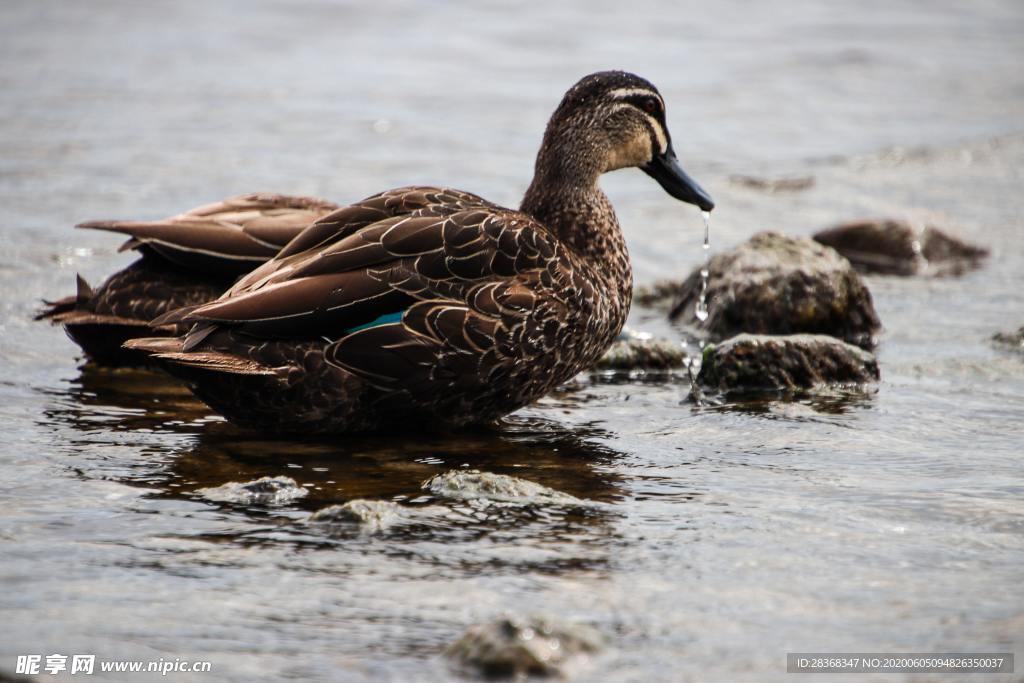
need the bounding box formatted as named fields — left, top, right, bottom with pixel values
left=2, top=0, right=1023, bottom=681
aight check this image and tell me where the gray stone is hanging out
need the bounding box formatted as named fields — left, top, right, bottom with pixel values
left=595, top=337, right=687, bottom=370
left=729, top=174, right=815, bottom=192
left=634, top=279, right=688, bottom=308
left=698, top=333, right=880, bottom=394
left=445, top=615, right=603, bottom=679
left=306, top=499, right=404, bottom=534
left=667, top=232, right=881, bottom=349
left=423, top=470, right=583, bottom=506
left=993, top=326, right=1024, bottom=352
left=194, top=476, right=307, bottom=506
left=814, top=219, right=988, bottom=276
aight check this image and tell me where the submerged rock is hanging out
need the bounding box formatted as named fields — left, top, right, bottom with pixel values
left=698, top=333, right=880, bottom=394
left=667, top=232, right=881, bottom=349
left=814, top=219, right=988, bottom=276
left=634, top=279, right=687, bottom=308
left=993, top=326, right=1024, bottom=352
left=306, top=499, right=404, bottom=534
left=729, top=173, right=814, bottom=193
left=445, top=615, right=603, bottom=679
left=194, top=476, right=307, bottom=506
left=423, top=470, right=583, bottom=506
left=595, top=337, right=686, bottom=370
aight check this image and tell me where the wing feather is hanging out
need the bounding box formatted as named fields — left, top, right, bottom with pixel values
left=179, top=186, right=573, bottom=393
left=79, top=193, right=338, bottom=274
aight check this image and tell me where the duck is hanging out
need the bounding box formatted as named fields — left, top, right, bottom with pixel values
left=37, top=193, right=339, bottom=366
left=126, top=71, right=714, bottom=433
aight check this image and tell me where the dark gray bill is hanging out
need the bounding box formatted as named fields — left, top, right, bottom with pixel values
left=642, top=145, right=715, bottom=211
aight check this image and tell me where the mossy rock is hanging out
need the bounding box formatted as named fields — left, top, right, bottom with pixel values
left=698, top=333, right=880, bottom=394
left=665, top=232, right=881, bottom=349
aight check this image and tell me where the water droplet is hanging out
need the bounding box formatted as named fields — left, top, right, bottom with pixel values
left=695, top=211, right=711, bottom=322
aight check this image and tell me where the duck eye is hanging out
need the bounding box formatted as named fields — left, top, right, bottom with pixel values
left=642, top=98, right=658, bottom=114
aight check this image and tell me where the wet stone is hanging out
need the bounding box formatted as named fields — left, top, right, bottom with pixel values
left=423, top=470, right=583, bottom=506
left=667, top=232, right=881, bottom=349
left=993, top=326, right=1024, bottom=352
left=594, top=337, right=686, bottom=371
left=634, top=279, right=689, bottom=308
left=814, top=219, right=988, bottom=276
left=193, top=476, right=307, bottom=505
left=445, top=615, right=603, bottom=679
left=306, top=499, right=404, bottom=534
left=728, top=173, right=815, bottom=192
left=698, top=333, right=880, bottom=394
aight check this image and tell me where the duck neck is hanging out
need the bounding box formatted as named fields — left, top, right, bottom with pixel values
left=520, top=137, right=633, bottom=303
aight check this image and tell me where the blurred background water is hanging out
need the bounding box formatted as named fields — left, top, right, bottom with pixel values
left=1, top=0, right=1022, bottom=680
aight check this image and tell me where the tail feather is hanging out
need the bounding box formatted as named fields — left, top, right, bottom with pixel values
left=34, top=295, right=78, bottom=321
left=75, top=274, right=94, bottom=304
left=122, top=337, right=185, bottom=355
left=35, top=274, right=94, bottom=321
left=153, top=351, right=276, bottom=376
left=123, top=337, right=275, bottom=376
left=182, top=323, right=219, bottom=352
left=117, top=237, right=144, bottom=252
left=151, top=304, right=204, bottom=328
left=48, top=312, right=150, bottom=327
left=76, top=219, right=159, bottom=233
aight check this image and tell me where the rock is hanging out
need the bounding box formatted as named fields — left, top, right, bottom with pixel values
left=306, top=499, right=404, bottom=534
left=698, top=333, right=880, bottom=394
left=423, top=470, right=583, bottom=506
left=814, top=219, right=920, bottom=275
left=814, top=219, right=988, bottom=276
left=668, top=232, right=881, bottom=349
left=194, top=476, right=307, bottom=505
left=993, top=326, right=1024, bottom=352
left=919, top=227, right=989, bottom=266
left=729, top=174, right=815, bottom=192
left=634, top=279, right=687, bottom=308
left=445, top=615, right=603, bottom=679
left=595, top=337, right=686, bottom=370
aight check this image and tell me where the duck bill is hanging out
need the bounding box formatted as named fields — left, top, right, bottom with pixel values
left=642, top=146, right=715, bottom=212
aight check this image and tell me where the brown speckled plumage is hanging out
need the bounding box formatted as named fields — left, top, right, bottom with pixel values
left=38, top=193, right=339, bottom=365
left=127, top=71, right=713, bottom=433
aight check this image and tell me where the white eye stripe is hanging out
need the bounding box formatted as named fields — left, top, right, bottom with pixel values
left=608, top=102, right=669, bottom=154
left=646, top=114, right=669, bottom=155
left=608, top=88, right=666, bottom=117
left=608, top=87, right=663, bottom=106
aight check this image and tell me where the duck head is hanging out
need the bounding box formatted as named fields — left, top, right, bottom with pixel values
left=531, top=71, right=715, bottom=212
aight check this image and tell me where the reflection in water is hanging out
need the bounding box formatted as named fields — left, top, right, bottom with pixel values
left=42, top=364, right=630, bottom=574
left=46, top=366, right=625, bottom=496
left=169, top=418, right=626, bottom=507
left=41, top=363, right=216, bottom=433
left=698, top=387, right=877, bottom=419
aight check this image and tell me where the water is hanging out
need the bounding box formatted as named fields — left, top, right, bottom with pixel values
left=694, top=210, right=712, bottom=322
left=2, top=1, right=1024, bottom=681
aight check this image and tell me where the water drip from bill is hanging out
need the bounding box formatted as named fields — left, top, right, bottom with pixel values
left=683, top=210, right=713, bottom=405
left=695, top=210, right=711, bottom=322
